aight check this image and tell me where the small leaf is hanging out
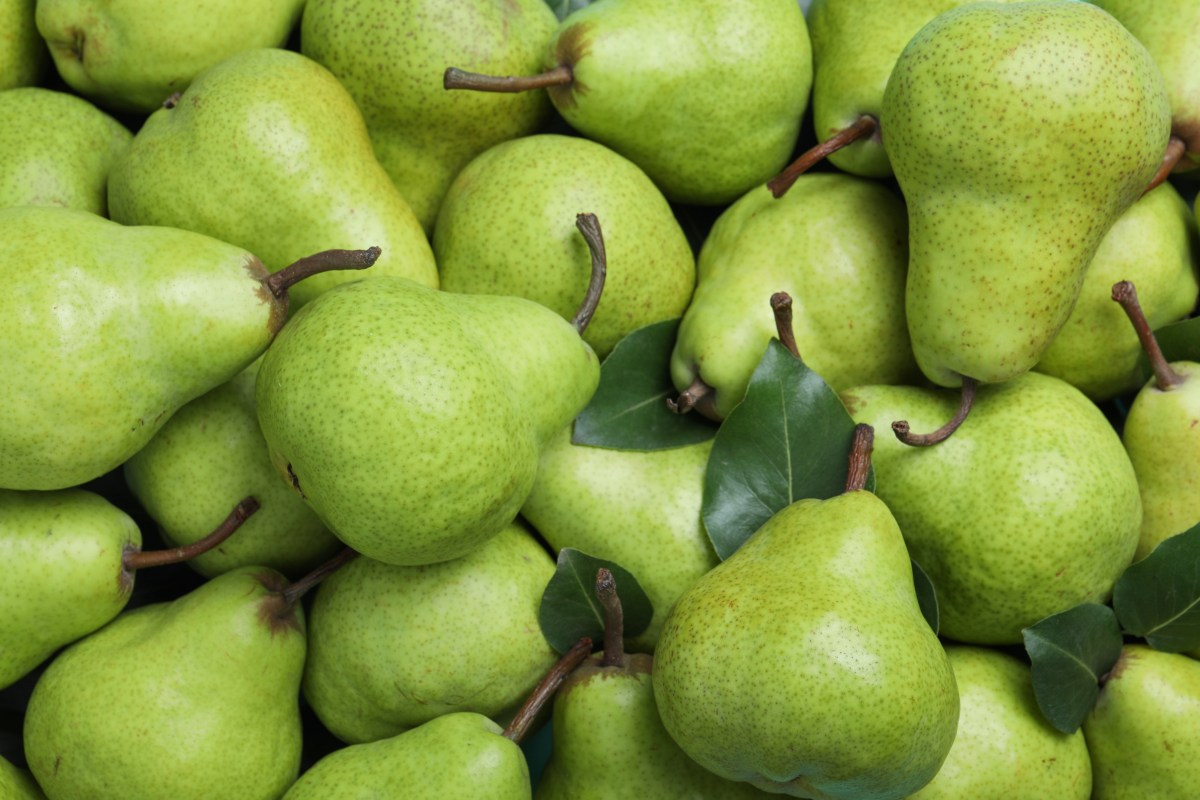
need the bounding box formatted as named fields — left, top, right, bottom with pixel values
left=1022, top=603, right=1123, bottom=733
left=537, top=548, right=653, bottom=655
left=702, top=340, right=871, bottom=560
left=911, top=559, right=939, bottom=635
left=1112, top=522, right=1200, bottom=652
left=572, top=319, right=716, bottom=451
left=544, top=0, right=593, bottom=21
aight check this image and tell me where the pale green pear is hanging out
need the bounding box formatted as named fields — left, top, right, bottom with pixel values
left=909, top=645, right=1092, bottom=799
left=671, top=174, right=915, bottom=420
left=302, top=523, right=558, bottom=743
left=108, top=47, right=437, bottom=310
left=842, top=372, right=1142, bottom=644
left=301, top=0, right=557, bottom=232
left=1082, top=645, right=1200, bottom=799
left=0, top=87, right=130, bottom=213
left=882, top=0, right=1170, bottom=387
left=521, top=427, right=717, bottom=652
left=0, top=206, right=287, bottom=490
left=0, top=0, right=46, bottom=90
left=1035, top=182, right=1199, bottom=400
left=283, top=713, right=529, bottom=800
left=124, top=361, right=341, bottom=579
left=436, top=134, right=696, bottom=358
left=256, top=276, right=599, bottom=566
left=24, top=566, right=307, bottom=800
left=35, top=0, right=305, bottom=112
left=0, top=755, right=46, bottom=800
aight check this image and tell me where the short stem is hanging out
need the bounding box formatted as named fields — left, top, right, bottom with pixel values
left=767, top=115, right=879, bottom=199
left=1143, top=135, right=1187, bottom=196
left=279, top=547, right=359, bottom=609
left=443, top=65, right=573, bottom=94
left=571, top=213, right=607, bottom=335
left=502, top=636, right=593, bottom=744
left=596, top=569, right=624, bottom=667
left=264, top=246, right=381, bottom=299
left=844, top=424, right=874, bottom=493
left=123, top=497, right=259, bottom=571
left=1112, top=280, right=1184, bottom=389
left=163, top=92, right=182, bottom=109
left=667, top=375, right=713, bottom=415
left=892, top=377, right=977, bottom=446
left=771, top=291, right=801, bottom=360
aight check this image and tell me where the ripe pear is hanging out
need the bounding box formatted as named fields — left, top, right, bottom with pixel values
left=0, top=755, right=45, bottom=800
left=301, top=0, right=557, bottom=232
left=0, top=0, right=46, bottom=90
left=882, top=0, right=1171, bottom=387
left=108, top=47, right=437, bottom=309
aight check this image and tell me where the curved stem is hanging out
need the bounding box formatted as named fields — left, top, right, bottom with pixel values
left=767, top=115, right=879, bottom=199
left=1143, top=135, right=1187, bottom=196
left=892, top=377, right=977, bottom=446
left=845, top=424, right=874, bottom=493
left=265, top=246, right=381, bottom=299
left=502, top=636, right=593, bottom=744
left=771, top=291, right=801, bottom=359
left=596, top=569, right=624, bottom=667
left=279, top=546, right=359, bottom=609
left=571, top=213, right=607, bottom=335
left=443, top=65, right=573, bottom=94
left=124, top=497, right=259, bottom=571
left=1112, top=280, right=1183, bottom=390
left=667, top=375, right=713, bottom=415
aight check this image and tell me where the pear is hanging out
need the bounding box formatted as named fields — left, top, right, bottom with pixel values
left=35, top=0, right=305, bottom=112
left=910, top=645, right=1092, bottom=799
left=0, top=755, right=45, bottom=800
left=435, top=133, right=695, bottom=358
left=881, top=0, right=1171, bottom=387
left=301, top=0, right=557, bottom=232
left=23, top=565, right=308, bottom=800
left=670, top=173, right=915, bottom=420
left=842, top=372, right=1142, bottom=644
left=653, top=426, right=959, bottom=798
left=0, top=0, right=46, bottom=90
left=1082, top=644, right=1200, bottom=799
left=108, top=47, right=438, bottom=309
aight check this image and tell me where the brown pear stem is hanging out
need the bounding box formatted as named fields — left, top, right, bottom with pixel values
left=264, top=246, right=381, bottom=299
left=443, top=65, right=573, bottom=94
left=1143, top=135, right=1187, bottom=196
left=767, top=115, right=879, bottom=198
left=845, top=424, right=875, bottom=493
left=596, top=569, right=624, bottom=667
left=892, top=377, right=977, bottom=446
left=667, top=375, right=713, bottom=415
left=163, top=92, right=182, bottom=109
left=570, top=213, right=606, bottom=335
left=502, top=636, right=593, bottom=744
left=279, top=547, right=359, bottom=609
left=124, top=497, right=259, bottom=571
left=771, top=291, right=801, bottom=359
left=1112, top=280, right=1184, bottom=390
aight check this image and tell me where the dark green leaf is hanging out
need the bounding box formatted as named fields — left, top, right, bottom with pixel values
left=1137, top=317, right=1200, bottom=381
left=702, top=340, right=871, bottom=560
left=572, top=319, right=716, bottom=451
left=544, top=0, right=593, bottom=21
left=537, top=548, right=653, bottom=655
left=911, top=559, right=939, bottom=635
left=1113, top=522, right=1200, bottom=652
left=1022, top=603, right=1123, bottom=733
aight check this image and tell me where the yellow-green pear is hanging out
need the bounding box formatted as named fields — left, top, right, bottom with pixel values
left=0, top=755, right=45, bottom=800
left=0, top=0, right=46, bottom=90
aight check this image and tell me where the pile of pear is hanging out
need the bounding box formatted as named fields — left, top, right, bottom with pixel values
left=2, top=0, right=1200, bottom=798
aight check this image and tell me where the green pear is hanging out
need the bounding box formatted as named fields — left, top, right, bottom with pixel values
left=882, top=0, right=1171, bottom=387
left=0, top=755, right=45, bottom=800
left=0, top=87, right=131, bottom=214
left=255, top=274, right=599, bottom=566
left=0, top=0, right=46, bottom=90
left=1035, top=182, right=1200, bottom=400
left=301, top=0, right=557, bottom=232
left=23, top=566, right=307, bottom=800
left=671, top=173, right=915, bottom=420
left=302, top=522, right=558, bottom=744
left=108, top=47, right=438, bottom=310
left=1082, top=644, right=1200, bottom=799
left=435, top=133, right=695, bottom=358
left=842, top=372, right=1142, bottom=644
left=35, top=0, right=304, bottom=112
left=521, top=426, right=717, bottom=652
left=124, top=361, right=342, bottom=579
left=909, top=645, right=1092, bottom=799
left=653, top=428, right=959, bottom=798
left=445, top=0, right=812, bottom=205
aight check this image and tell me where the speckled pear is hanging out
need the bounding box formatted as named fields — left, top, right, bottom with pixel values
left=0, top=0, right=46, bottom=90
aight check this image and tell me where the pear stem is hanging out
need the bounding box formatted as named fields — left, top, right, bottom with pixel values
left=163, top=92, right=182, bottom=109
left=1111, top=280, right=1183, bottom=390
left=892, top=377, right=977, bottom=447
left=767, top=115, right=879, bottom=199
left=279, top=547, right=359, bottom=609
left=667, top=375, right=714, bottom=416
left=845, top=424, right=875, bottom=493
left=502, top=636, right=593, bottom=744
left=1143, top=135, right=1187, bottom=196
left=596, top=568, right=625, bottom=667
left=264, top=246, right=382, bottom=300
left=443, top=65, right=573, bottom=94
left=570, top=212, right=607, bottom=335
left=771, top=291, right=802, bottom=360
left=123, top=496, right=259, bottom=571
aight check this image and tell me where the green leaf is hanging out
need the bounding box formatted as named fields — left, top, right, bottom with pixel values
left=537, top=548, right=653, bottom=655
left=702, top=340, right=871, bottom=560
left=572, top=319, right=716, bottom=451
left=1022, top=603, right=1123, bottom=734
left=1112, top=522, right=1200, bottom=652
left=911, top=559, right=939, bottom=635
left=544, top=0, right=593, bottom=21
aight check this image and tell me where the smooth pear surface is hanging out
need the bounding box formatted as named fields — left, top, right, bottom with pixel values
left=0, top=755, right=45, bottom=800
left=0, top=0, right=46, bottom=90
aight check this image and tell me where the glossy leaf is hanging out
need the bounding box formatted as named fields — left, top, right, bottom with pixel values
left=912, top=559, right=939, bottom=635
left=1022, top=603, right=1123, bottom=733
left=537, top=548, right=653, bottom=655
left=1113, top=522, right=1200, bottom=652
